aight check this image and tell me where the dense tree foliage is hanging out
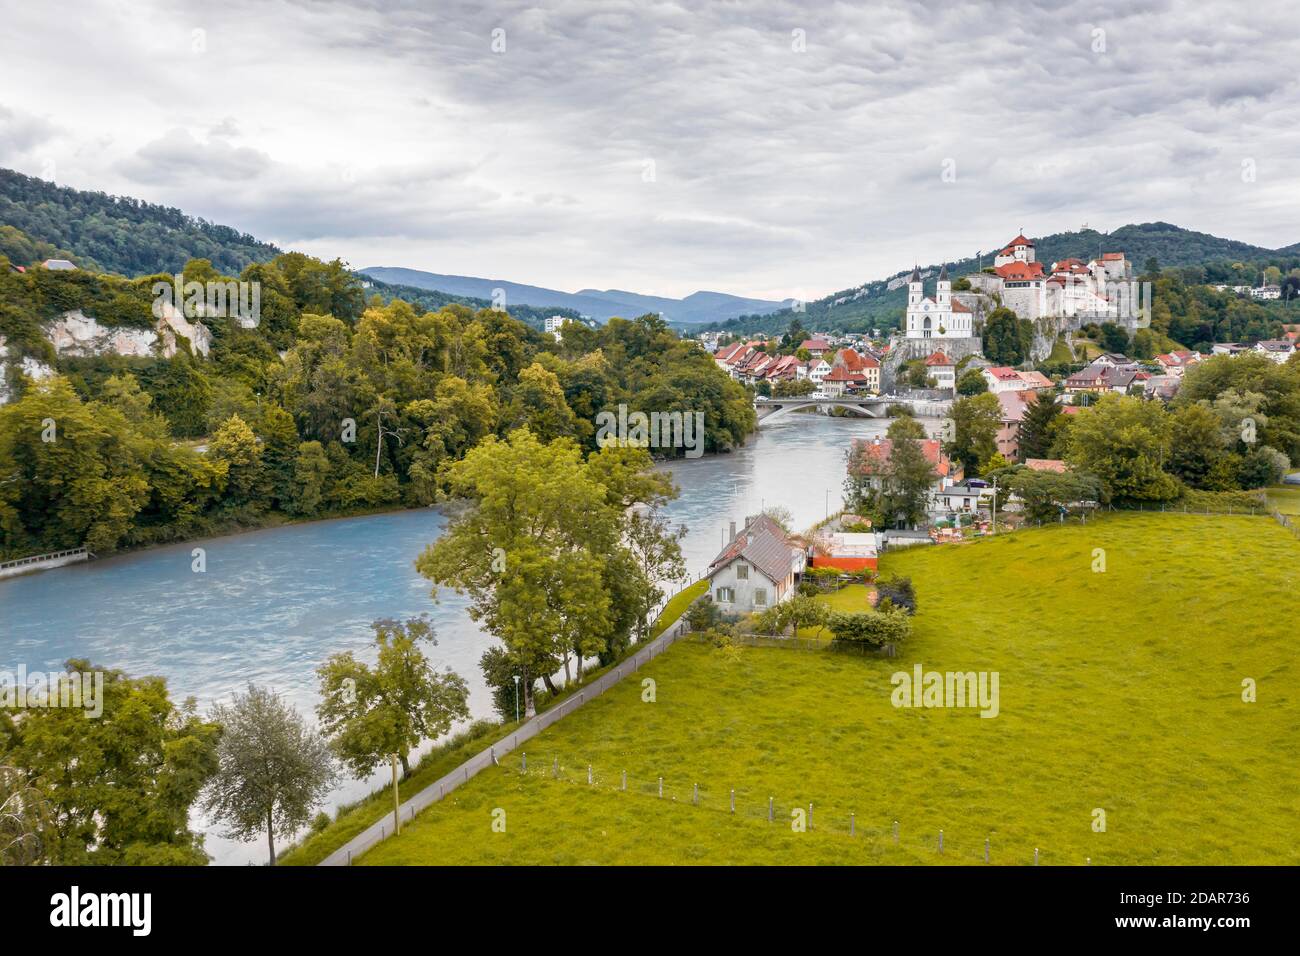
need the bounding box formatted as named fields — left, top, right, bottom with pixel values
left=0, top=253, right=751, bottom=560
left=0, top=169, right=280, bottom=276
left=0, top=660, right=220, bottom=864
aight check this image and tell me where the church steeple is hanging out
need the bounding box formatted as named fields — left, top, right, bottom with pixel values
left=936, top=263, right=951, bottom=309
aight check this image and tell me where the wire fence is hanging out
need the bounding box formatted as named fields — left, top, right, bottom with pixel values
left=502, top=755, right=1086, bottom=866
left=1268, top=509, right=1300, bottom=540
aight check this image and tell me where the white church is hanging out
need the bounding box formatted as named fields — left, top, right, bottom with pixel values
left=904, top=264, right=974, bottom=340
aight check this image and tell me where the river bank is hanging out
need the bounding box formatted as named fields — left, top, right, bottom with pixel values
left=0, top=411, right=941, bottom=864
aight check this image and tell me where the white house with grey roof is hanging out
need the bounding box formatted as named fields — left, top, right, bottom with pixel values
left=705, top=514, right=804, bottom=613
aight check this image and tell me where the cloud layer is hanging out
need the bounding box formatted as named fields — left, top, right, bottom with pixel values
left=2, top=0, right=1298, bottom=299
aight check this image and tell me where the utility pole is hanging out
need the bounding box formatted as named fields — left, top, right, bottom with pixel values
left=391, top=753, right=401, bottom=835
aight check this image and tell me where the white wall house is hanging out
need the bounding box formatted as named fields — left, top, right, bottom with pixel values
left=705, top=515, right=803, bottom=614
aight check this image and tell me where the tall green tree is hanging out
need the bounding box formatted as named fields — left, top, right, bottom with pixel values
left=203, top=685, right=335, bottom=866
left=316, top=616, right=470, bottom=779
left=1065, top=395, right=1181, bottom=502
left=1017, top=390, right=1062, bottom=461
left=947, top=392, right=1002, bottom=475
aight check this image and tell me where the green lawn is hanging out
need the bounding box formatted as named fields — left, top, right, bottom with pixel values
left=650, top=579, right=707, bottom=638
left=361, top=514, right=1299, bottom=866
left=794, top=582, right=874, bottom=640
left=1266, top=485, right=1300, bottom=515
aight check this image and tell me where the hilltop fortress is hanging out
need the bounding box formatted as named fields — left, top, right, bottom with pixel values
left=888, top=231, right=1144, bottom=377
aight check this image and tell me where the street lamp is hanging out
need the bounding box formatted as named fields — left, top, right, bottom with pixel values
left=512, top=674, right=520, bottom=724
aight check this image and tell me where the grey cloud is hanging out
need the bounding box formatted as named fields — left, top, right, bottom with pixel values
left=4, top=0, right=1300, bottom=296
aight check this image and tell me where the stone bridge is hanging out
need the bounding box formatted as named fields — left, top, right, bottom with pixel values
left=754, top=396, right=889, bottom=424
left=754, top=395, right=952, bottom=425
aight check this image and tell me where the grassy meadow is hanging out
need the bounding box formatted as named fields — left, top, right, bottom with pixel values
left=361, top=513, right=1298, bottom=866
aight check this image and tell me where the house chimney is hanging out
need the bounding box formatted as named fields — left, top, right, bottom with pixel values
left=729, top=520, right=737, bottom=541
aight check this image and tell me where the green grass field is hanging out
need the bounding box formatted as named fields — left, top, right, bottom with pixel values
left=360, top=514, right=1298, bottom=866
left=1266, top=485, right=1300, bottom=515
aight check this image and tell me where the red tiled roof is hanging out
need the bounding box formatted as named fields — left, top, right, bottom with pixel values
left=924, top=350, right=954, bottom=367
left=851, top=438, right=955, bottom=479
left=1025, top=458, right=1067, bottom=473
left=1006, top=234, right=1034, bottom=247
left=994, top=261, right=1045, bottom=281
left=985, top=366, right=1021, bottom=380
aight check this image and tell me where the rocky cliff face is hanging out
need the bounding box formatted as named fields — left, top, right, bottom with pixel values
left=0, top=305, right=211, bottom=404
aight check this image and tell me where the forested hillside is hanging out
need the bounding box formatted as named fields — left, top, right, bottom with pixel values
left=0, top=252, right=755, bottom=560
left=0, top=168, right=280, bottom=276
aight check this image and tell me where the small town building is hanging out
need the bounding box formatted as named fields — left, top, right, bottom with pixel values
left=705, top=515, right=804, bottom=613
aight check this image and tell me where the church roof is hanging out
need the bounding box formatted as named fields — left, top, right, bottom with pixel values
left=1007, top=233, right=1034, bottom=247
left=939, top=263, right=949, bottom=281
left=909, top=264, right=921, bottom=282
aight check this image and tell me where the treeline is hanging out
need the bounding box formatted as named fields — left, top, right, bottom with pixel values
left=0, top=253, right=754, bottom=559
left=951, top=353, right=1298, bottom=505
left=0, top=168, right=280, bottom=276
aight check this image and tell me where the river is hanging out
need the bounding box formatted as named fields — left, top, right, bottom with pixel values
left=0, top=411, right=940, bottom=864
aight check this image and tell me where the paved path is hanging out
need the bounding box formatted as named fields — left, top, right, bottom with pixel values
left=319, top=622, right=687, bottom=865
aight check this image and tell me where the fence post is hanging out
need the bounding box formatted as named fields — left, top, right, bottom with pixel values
left=893, top=820, right=899, bottom=843
left=984, top=838, right=989, bottom=863
left=587, top=764, right=592, bottom=785
left=621, top=770, right=627, bottom=791
left=658, top=776, right=663, bottom=798
left=553, top=757, right=558, bottom=778
left=730, top=789, right=735, bottom=813
left=938, top=829, right=943, bottom=854
left=693, top=783, right=698, bottom=805
left=1086, top=857, right=1091, bottom=866
left=768, top=796, right=774, bottom=822
left=1034, top=847, right=1039, bottom=866
left=850, top=812, right=855, bottom=836
left=521, top=752, right=527, bottom=773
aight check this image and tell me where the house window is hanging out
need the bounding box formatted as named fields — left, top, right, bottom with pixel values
left=754, top=588, right=768, bottom=607
left=716, top=587, right=734, bottom=603
left=736, top=564, right=749, bottom=580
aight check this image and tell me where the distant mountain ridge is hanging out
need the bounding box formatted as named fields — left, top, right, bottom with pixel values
left=359, top=266, right=792, bottom=325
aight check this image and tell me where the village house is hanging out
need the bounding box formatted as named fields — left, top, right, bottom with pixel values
left=850, top=436, right=964, bottom=525
left=1211, top=343, right=1251, bottom=357
left=982, top=366, right=1052, bottom=394
left=1154, top=350, right=1202, bottom=376
left=825, top=347, right=880, bottom=393
left=1254, top=339, right=1296, bottom=364
left=995, top=389, right=1033, bottom=461
left=705, top=514, right=804, bottom=613
left=799, top=338, right=833, bottom=358
left=924, top=349, right=956, bottom=391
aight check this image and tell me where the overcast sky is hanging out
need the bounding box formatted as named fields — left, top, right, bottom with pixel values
left=2, top=0, right=1298, bottom=301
